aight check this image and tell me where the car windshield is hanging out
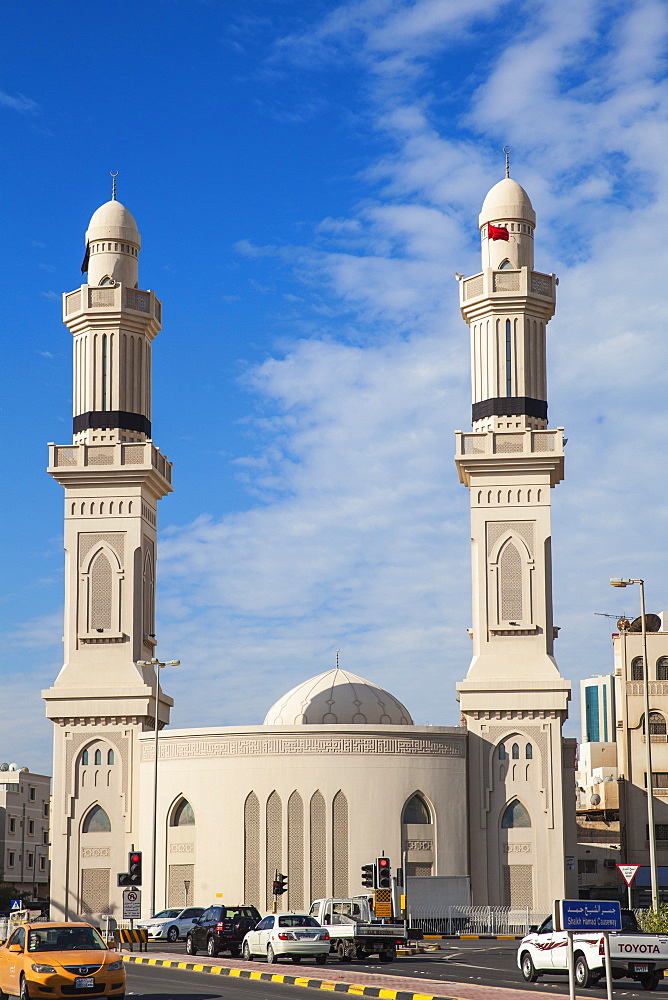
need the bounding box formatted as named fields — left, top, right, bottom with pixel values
left=152, top=910, right=180, bottom=919
left=28, top=927, right=107, bottom=952
left=278, top=916, right=320, bottom=927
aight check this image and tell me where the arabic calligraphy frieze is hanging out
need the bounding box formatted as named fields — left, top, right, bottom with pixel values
left=140, top=734, right=465, bottom=762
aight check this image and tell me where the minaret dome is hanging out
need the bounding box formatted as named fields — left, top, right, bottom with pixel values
left=85, top=199, right=141, bottom=288
left=479, top=177, right=535, bottom=270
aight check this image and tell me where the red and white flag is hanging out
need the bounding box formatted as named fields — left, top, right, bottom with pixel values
left=488, top=223, right=509, bottom=241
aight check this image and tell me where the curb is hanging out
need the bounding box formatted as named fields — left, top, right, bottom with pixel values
left=122, top=954, right=464, bottom=1000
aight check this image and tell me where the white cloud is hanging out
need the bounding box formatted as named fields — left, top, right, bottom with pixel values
left=0, top=89, right=38, bottom=114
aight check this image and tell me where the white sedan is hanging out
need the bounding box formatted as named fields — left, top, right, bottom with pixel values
left=136, top=906, right=204, bottom=942
left=242, top=913, right=330, bottom=964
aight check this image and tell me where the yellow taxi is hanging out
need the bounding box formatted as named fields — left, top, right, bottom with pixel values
left=0, top=922, right=125, bottom=999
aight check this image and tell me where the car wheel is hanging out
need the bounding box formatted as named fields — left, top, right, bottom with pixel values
left=377, top=946, right=395, bottom=963
left=167, top=926, right=179, bottom=943
left=267, top=944, right=277, bottom=964
left=242, top=941, right=252, bottom=961
left=640, top=972, right=662, bottom=991
left=229, top=944, right=240, bottom=958
left=207, top=936, right=219, bottom=957
left=20, top=976, right=30, bottom=1000
left=186, top=934, right=197, bottom=956
left=520, top=952, right=539, bottom=982
left=574, top=953, right=594, bottom=988
left=291, top=956, right=301, bottom=964
left=315, top=954, right=327, bottom=965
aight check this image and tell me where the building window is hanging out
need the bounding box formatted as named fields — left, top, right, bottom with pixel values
left=29, top=787, right=35, bottom=801
left=578, top=859, right=597, bottom=874
left=526, top=743, right=533, bottom=759
left=43, top=803, right=49, bottom=817
left=644, top=712, right=667, bottom=736
left=501, top=800, right=531, bottom=828
left=94, top=750, right=102, bottom=765
left=645, top=773, right=668, bottom=788
left=8, top=852, right=15, bottom=867
left=27, top=853, right=34, bottom=869
left=512, top=743, right=520, bottom=759
left=505, top=319, right=512, bottom=396
left=9, top=817, right=15, bottom=834
left=402, top=794, right=431, bottom=825
left=39, top=856, right=46, bottom=872
left=658, top=657, right=668, bottom=681
left=585, top=685, right=600, bottom=742
left=170, top=799, right=195, bottom=827
left=498, top=744, right=507, bottom=760
left=648, top=824, right=668, bottom=841
left=82, top=805, right=111, bottom=833
left=43, top=831, right=49, bottom=844
left=28, top=820, right=34, bottom=836
left=107, top=749, right=114, bottom=765
left=82, top=751, right=89, bottom=765
left=632, top=656, right=644, bottom=680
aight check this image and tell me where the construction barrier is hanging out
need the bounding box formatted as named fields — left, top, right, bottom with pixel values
left=115, top=928, right=148, bottom=952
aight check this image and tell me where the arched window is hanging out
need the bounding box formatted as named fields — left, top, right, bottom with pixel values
left=107, top=749, right=114, bottom=765
left=499, top=541, right=523, bottom=622
left=499, top=259, right=514, bottom=270
left=94, top=750, right=101, bottom=765
left=402, top=794, right=431, bottom=825
left=526, top=743, right=533, bottom=759
left=657, top=657, right=668, bottom=681
left=632, top=656, right=644, bottom=680
left=648, top=712, right=667, bottom=736
left=498, top=744, right=507, bottom=760
left=512, top=743, right=520, bottom=759
left=82, top=805, right=111, bottom=833
left=501, top=800, right=531, bottom=829
left=171, top=799, right=195, bottom=826
left=82, top=751, right=89, bottom=765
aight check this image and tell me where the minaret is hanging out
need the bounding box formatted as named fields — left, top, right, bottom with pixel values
left=455, top=173, right=576, bottom=909
left=42, top=189, right=173, bottom=920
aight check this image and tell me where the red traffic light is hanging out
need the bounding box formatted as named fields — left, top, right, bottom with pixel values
left=378, top=858, right=389, bottom=867
left=130, top=853, right=141, bottom=864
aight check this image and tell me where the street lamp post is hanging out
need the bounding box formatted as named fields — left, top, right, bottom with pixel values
left=610, top=578, right=658, bottom=913
left=137, top=657, right=180, bottom=917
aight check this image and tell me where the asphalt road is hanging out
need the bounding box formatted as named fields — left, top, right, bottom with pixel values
left=130, top=939, right=668, bottom=997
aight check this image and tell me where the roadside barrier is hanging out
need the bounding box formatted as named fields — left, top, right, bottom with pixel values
left=115, top=927, right=148, bottom=952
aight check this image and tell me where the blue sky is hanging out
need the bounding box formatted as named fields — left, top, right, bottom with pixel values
left=3, top=0, right=668, bottom=775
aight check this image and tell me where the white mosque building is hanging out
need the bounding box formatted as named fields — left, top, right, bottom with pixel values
left=42, top=171, right=577, bottom=923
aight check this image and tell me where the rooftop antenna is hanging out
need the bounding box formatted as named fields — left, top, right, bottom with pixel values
left=503, top=146, right=511, bottom=178
left=110, top=170, right=118, bottom=201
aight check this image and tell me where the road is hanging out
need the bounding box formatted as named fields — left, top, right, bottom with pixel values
left=125, top=939, right=668, bottom=997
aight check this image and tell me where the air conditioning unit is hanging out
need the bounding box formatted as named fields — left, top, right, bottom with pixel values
left=603, top=860, right=616, bottom=869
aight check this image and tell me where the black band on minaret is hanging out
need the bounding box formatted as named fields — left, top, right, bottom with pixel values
left=73, top=411, right=151, bottom=436
left=472, top=397, right=547, bottom=422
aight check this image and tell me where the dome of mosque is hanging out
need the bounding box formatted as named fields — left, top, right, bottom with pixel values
left=86, top=200, right=140, bottom=246
left=263, top=667, right=413, bottom=726
left=479, top=177, right=536, bottom=228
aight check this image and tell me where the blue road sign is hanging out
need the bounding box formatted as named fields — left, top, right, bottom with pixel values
left=560, top=899, right=622, bottom=931
left=10, top=900, right=21, bottom=910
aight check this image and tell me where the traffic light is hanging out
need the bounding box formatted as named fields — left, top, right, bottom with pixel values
left=377, top=856, right=391, bottom=889
left=273, top=872, right=288, bottom=895
left=128, top=851, right=142, bottom=886
left=361, top=863, right=376, bottom=889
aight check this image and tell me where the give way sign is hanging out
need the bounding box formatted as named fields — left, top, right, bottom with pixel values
left=616, top=863, right=641, bottom=886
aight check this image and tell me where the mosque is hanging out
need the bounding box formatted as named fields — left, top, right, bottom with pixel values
left=42, top=170, right=578, bottom=922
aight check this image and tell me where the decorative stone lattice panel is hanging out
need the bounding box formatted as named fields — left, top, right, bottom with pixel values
left=465, top=275, right=483, bottom=299
left=332, top=791, right=349, bottom=898
left=494, top=272, right=520, bottom=291
left=87, top=448, right=114, bottom=465
left=142, top=734, right=465, bottom=761
left=80, top=868, right=110, bottom=914
left=310, top=791, right=326, bottom=902
left=80, top=533, right=125, bottom=565
left=123, top=445, right=145, bottom=464
left=244, top=793, right=260, bottom=910
left=487, top=521, right=534, bottom=557
left=90, top=553, right=113, bottom=630
left=502, top=864, right=533, bottom=907
left=531, top=273, right=552, bottom=296
left=500, top=543, right=523, bottom=621
left=495, top=434, right=524, bottom=453
left=266, top=792, right=282, bottom=911
left=406, top=862, right=432, bottom=877
left=168, top=864, right=195, bottom=908
left=287, top=791, right=304, bottom=911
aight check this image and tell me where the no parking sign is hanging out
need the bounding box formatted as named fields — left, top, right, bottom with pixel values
left=122, top=889, right=141, bottom=919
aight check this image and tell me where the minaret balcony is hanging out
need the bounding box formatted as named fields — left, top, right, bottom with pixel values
left=459, top=268, right=556, bottom=323
left=63, top=284, right=162, bottom=336
left=454, top=428, right=565, bottom=486
left=48, top=441, right=172, bottom=493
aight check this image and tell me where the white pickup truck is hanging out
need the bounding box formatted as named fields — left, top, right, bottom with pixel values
left=309, top=898, right=405, bottom=962
left=517, top=910, right=668, bottom=990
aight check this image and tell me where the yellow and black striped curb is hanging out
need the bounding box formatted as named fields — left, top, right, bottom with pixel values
left=122, top=954, right=464, bottom=1000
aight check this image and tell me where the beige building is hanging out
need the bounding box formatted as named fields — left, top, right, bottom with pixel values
left=42, top=173, right=576, bottom=924
left=0, top=765, right=50, bottom=901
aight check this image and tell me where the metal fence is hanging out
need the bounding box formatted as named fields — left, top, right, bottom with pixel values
left=409, top=905, right=550, bottom=936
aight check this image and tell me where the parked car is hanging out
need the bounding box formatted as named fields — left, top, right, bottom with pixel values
left=186, top=904, right=261, bottom=957
left=0, top=921, right=126, bottom=999
left=136, top=906, right=204, bottom=943
left=242, top=913, right=330, bottom=964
